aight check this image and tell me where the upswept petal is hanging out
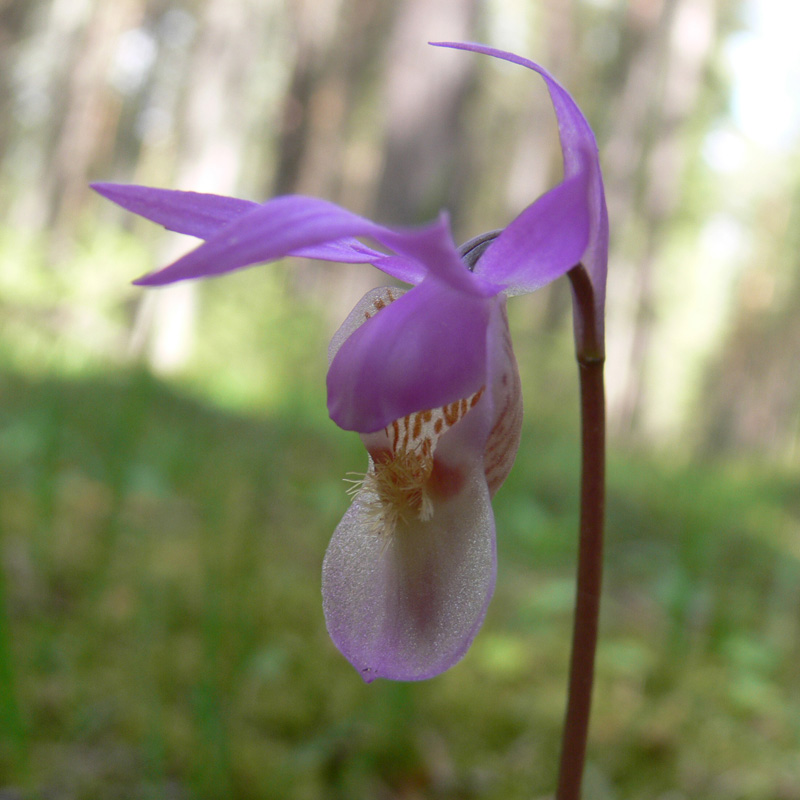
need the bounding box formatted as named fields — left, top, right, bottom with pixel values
left=322, top=460, right=496, bottom=682
left=327, top=278, right=492, bottom=433
left=473, top=165, right=591, bottom=295
left=431, top=42, right=609, bottom=334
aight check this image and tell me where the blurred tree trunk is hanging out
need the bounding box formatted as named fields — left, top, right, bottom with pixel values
left=374, top=0, right=478, bottom=225
left=6, top=0, right=141, bottom=230
left=44, top=0, right=140, bottom=234
left=0, top=0, right=36, bottom=158
left=700, top=179, right=800, bottom=459
left=136, top=0, right=265, bottom=372
left=272, top=0, right=396, bottom=206
left=269, top=0, right=399, bottom=325
left=603, top=0, right=719, bottom=438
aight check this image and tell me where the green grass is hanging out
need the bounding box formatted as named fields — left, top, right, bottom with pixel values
left=0, top=367, right=798, bottom=799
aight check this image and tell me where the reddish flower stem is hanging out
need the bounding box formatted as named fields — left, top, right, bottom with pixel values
left=556, top=265, right=606, bottom=800
left=458, top=239, right=606, bottom=798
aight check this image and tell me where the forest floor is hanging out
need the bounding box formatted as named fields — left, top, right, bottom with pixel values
left=1, top=367, right=798, bottom=800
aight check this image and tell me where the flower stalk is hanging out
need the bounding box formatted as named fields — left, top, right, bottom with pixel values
left=556, top=264, right=606, bottom=800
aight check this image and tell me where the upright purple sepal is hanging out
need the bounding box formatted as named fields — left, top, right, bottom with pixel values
left=430, top=42, right=609, bottom=346
left=476, top=166, right=592, bottom=294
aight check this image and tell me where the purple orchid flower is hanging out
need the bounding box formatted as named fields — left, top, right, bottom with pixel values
left=92, top=42, right=607, bottom=682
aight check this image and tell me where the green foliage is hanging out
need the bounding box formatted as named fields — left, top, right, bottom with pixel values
left=0, top=222, right=146, bottom=374
left=1, top=363, right=798, bottom=799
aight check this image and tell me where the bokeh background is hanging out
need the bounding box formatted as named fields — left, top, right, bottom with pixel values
left=1, top=0, right=799, bottom=797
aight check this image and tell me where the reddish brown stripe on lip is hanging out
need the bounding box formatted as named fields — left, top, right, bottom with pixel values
left=443, top=402, right=460, bottom=426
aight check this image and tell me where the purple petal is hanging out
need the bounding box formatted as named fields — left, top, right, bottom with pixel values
left=92, top=182, right=422, bottom=273
left=327, top=278, right=492, bottom=433
left=323, top=219, right=502, bottom=433
left=292, top=239, right=398, bottom=266
left=368, top=254, right=427, bottom=285
left=322, top=459, right=496, bottom=682
left=431, top=43, right=609, bottom=331
left=327, top=286, right=407, bottom=366
left=91, top=183, right=257, bottom=238
left=122, top=195, right=461, bottom=287
left=476, top=166, right=591, bottom=295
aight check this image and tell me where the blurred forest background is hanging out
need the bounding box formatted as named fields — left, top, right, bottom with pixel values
left=1, top=0, right=799, bottom=798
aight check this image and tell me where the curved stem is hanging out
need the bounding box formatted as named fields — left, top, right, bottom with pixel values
left=556, top=265, right=606, bottom=800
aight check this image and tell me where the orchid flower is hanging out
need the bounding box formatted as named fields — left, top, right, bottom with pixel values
left=93, top=43, right=607, bottom=683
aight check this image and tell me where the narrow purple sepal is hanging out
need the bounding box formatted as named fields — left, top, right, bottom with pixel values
left=368, top=254, right=427, bottom=285
left=127, top=195, right=452, bottom=287
left=292, top=240, right=393, bottom=266
left=92, top=183, right=423, bottom=274
left=91, top=182, right=257, bottom=239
